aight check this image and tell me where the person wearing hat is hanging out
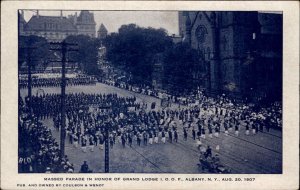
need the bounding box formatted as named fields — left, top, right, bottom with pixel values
left=214, top=123, right=220, bottom=138
left=142, top=131, right=148, bottom=146
left=224, top=121, right=229, bottom=136
left=121, top=134, right=126, bottom=148
left=80, top=161, right=89, bottom=173
left=109, top=135, right=114, bottom=149
left=205, top=145, right=212, bottom=158
left=148, top=131, right=153, bottom=145
left=89, top=135, right=95, bottom=152
left=128, top=133, right=133, bottom=147
left=208, top=123, right=213, bottom=138
left=154, top=131, right=159, bottom=144
left=192, top=127, right=196, bottom=140
left=183, top=127, right=188, bottom=141
left=245, top=121, right=250, bottom=135
left=161, top=131, right=166, bottom=144
left=168, top=130, right=173, bottom=143
left=81, top=136, right=87, bottom=153
left=234, top=122, right=239, bottom=136
left=174, top=130, right=178, bottom=143
left=136, top=132, right=141, bottom=146
left=251, top=119, right=257, bottom=135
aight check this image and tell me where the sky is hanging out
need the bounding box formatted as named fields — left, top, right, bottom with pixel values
left=22, top=10, right=180, bottom=35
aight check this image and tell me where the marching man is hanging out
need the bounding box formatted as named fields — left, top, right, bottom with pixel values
left=89, top=135, right=95, bottom=152
left=235, top=123, right=239, bottom=136
left=161, top=131, right=166, bottom=144
left=81, top=136, right=87, bottom=153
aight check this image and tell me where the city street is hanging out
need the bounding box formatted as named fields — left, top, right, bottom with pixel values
left=20, top=83, right=282, bottom=174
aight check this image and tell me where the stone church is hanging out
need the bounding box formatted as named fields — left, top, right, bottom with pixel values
left=178, top=11, right=282, bottom=101
left=18, top=10, right=96, bottom=42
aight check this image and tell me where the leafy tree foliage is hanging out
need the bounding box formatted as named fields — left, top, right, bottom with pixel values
left=65, top=35, right=101, bottom=75
left=163, top=43, right=200, bottom=95
left=104, top=24, right=173, bottom=86
left=18, top=35, right=52, bottom=70
left=104, top=24, right=201, bottom=95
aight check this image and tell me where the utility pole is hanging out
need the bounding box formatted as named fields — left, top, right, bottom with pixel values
left=27, top=48, right=32, bottom=110
left=105, top=122, right=109, bottom=173
left=99, top=106, right=111, bottom=173
left=50, top=40, right=78, bottom=157
left=20, top=45, right=37, bottom=117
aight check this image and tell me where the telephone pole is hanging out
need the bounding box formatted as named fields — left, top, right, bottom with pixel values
left=99, top=106, right=111, bottom=173
left=105, top=122, right=109, bottom=173
left=50, top=40, right=78, bottom=157
left=19, top=45, right=37, bottom=116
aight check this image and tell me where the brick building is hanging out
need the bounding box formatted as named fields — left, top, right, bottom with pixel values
left=178, top=11, right=282, bottom=101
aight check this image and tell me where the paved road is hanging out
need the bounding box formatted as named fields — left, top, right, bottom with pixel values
left=20, top=83, right=282, bottom=174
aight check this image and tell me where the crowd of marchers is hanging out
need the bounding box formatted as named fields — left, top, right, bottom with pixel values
left=18, top=77, right=281, bottom=173
left=28, top=91, right=281, bottom=154
left=18, top=98, right=75, bottom=173
left=19, top=75, right=96, bottom=89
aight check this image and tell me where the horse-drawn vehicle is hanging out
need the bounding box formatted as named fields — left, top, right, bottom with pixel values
left=198, top=153, right=231, bottom=174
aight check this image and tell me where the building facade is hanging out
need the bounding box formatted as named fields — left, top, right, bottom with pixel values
left=178, top=11, right=282, bottom=101
left=18, top=10, right=96, bottom=42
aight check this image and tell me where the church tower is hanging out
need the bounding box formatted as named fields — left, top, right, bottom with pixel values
left=177, top=11, right=281, bottom=101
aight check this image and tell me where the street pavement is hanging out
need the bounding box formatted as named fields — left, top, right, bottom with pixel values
left=20, top=83, right=282, bottom=174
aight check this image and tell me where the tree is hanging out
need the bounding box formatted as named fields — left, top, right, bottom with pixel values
left=104, top=24, right=173, bottom=86
left=65, top=35, right=101, bottom=75
left=163, top=43, right=200, bottom=95
left=18, top=35, right=51, bottom=71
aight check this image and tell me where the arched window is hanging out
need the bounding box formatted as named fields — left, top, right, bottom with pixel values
left=195, top=25, right=208, bottom=44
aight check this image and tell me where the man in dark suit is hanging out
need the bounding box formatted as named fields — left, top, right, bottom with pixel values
left=80, top=161, right=89, bottom=173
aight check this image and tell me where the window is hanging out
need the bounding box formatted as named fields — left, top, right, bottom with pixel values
left=195, top=25, right=208, bottom=44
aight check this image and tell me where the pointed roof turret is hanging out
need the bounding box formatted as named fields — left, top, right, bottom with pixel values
left=98, top=23, right=108, bottom=33
left=97, top=23, right=108, bottom=39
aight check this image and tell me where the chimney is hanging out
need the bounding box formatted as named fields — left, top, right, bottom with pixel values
left=37, top=10, right=39, bottom=18
left=60, top=10, right=63, bottom=19
left=21, top=10, right=24, bottom=18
